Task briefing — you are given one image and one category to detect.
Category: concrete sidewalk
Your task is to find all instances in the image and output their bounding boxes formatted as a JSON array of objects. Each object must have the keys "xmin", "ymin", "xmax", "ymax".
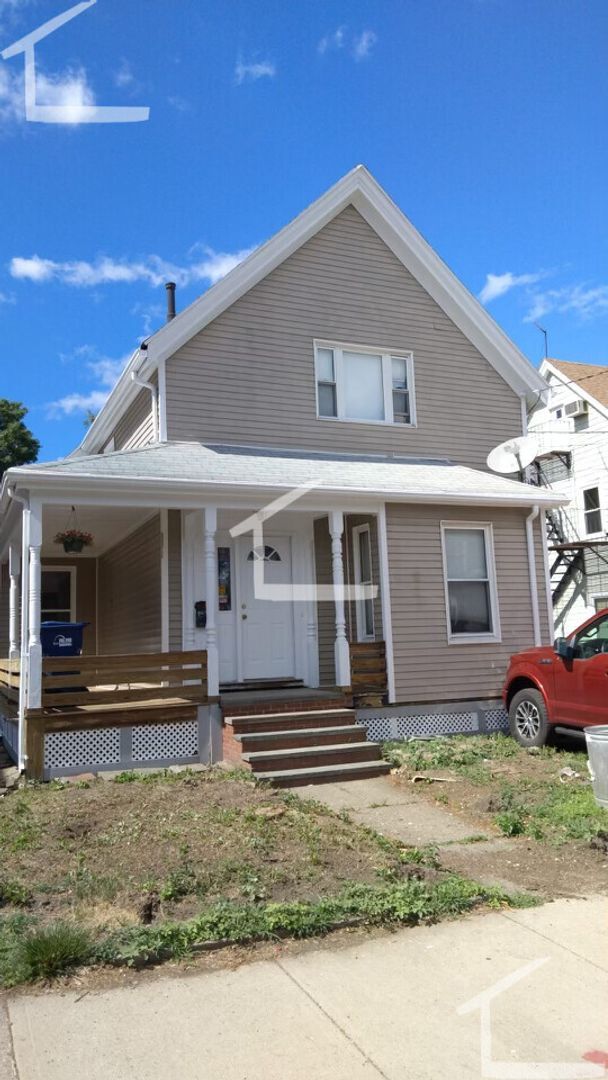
[{"xmin": 2, "ymin": 897, "xmax": 607, "ymax": 1080}]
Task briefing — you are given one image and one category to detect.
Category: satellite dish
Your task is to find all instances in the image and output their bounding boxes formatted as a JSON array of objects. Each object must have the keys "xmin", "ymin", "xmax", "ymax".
[{"xmin": 487, "ymin": 435, "xmax": 538, "ymax": 474}]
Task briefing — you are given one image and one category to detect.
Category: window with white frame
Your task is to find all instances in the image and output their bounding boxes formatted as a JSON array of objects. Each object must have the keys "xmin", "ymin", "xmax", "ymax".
[
  {"xmin": 315, "ymin": 343, "xmax": 415, "ymax": 425},
  {"xmin": 441, "ymin": 524, "xmax": 500, "ymax": 641},
  {"xmin": 583, "ymin": 487, "xmax": 602, "ymax": 535},
  {"xmin": 352, "ymin": 524, "xmax": 375, "ymax": 641}
]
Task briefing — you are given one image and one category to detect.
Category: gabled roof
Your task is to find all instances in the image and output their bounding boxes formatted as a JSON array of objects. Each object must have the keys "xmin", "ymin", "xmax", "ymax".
[
  {"xmin": 78, "ymin": 165, "xmax": 547, "ymax": 455},
  {"xmin": 5, "ymin": 441, "xmax": 567, "ymax": 510},
  {"xmin": 543, "ymin": 358, "xmax": 608, "ymax": 410}
]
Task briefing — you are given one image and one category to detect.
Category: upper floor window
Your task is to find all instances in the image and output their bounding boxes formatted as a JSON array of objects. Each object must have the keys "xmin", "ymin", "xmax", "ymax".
[
  {"xmin": 583, "ymin": 487, "xmax": 602, "ymax": 535},
  {"xmin": 314, "ymin": 342, "xmax": 415, "ymax": 426}
]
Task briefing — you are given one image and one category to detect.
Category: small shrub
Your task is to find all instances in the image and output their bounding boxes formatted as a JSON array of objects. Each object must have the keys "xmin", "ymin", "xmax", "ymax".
[
  {"xmin": 20, "ymin": 922, "xmax": 92, "ymax": 979},
  {"xmin": 495, "ymin": 809, "xmax": 526, "ymax": 837},
  {"xmin": 159, "ymin": 866, "xmax": 199, "ymax": 902},
  {"xmin": 0, "ymin": 879, "xmax": 32, "ymax": 907}
]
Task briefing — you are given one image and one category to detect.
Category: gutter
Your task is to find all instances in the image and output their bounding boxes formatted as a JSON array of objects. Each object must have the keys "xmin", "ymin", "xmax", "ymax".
[
  {"xmin": 525, "ymin": 504, "xmax": 542, "ymax": 647},
  {"xmin": 7, "ymin": 486, "xmax": 29, "ymax": 769}
]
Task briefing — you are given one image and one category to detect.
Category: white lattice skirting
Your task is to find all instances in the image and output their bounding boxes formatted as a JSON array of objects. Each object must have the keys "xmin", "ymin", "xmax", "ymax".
[
  {"xmin": 358, "ymin": 701, "xmax": 509, "ymax": 742},
  {"xmin": 43, "ymin": 718, "xmax": 204, "ymax": 779}
]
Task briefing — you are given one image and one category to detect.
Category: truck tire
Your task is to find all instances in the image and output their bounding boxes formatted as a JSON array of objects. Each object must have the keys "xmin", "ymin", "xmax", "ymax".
[{"xmin": 508, "ymin": 688, "xmax": 550, "ymax": 748}]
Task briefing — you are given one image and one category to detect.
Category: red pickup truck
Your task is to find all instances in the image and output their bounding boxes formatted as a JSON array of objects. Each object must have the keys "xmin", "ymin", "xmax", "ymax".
[{"xmin": 503, "ymin": 607, "xmax": 608, "ymax": 747}]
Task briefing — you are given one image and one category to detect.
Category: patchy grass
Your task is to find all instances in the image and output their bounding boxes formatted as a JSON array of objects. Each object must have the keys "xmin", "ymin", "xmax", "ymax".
[
  {"xmin": 384, "ymin": 734, "xmax": 608, "ymax": 846},
  {"xmin": 0, "ymin": 767, "xmax": 529, "ymax": 987}
]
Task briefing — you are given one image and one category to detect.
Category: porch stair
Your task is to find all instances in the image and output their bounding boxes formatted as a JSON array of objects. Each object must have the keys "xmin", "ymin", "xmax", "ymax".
[{"xmin": 222, "ymin": 704, "xmax": 389, "ymax": 787}]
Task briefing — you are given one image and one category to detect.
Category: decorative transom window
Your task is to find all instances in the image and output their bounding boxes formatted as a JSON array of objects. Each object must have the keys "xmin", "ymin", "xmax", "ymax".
[
  {"xmin": 583, "ymin": 487, "xmax": 602, "ymax": 535},
  {"xmin": 315, "ymin": 342, "xmax": 415, "ymax": 426},
  {"xmin": 441, "ymin": 523, "xmax": 500, "ymax": 643},
  {"xmin": 247, "ymin": 545, "xmax": 281, "ymax": 562}
]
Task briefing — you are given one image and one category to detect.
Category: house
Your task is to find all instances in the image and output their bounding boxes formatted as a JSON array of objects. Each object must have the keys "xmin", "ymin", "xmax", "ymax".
[
  {"xmin": 0, "ymin": 166, "xmax": 566, "ymax": 785},
  {"xmin": 528, "ymin": 358, "xmax": 608, "ymax": 636}
]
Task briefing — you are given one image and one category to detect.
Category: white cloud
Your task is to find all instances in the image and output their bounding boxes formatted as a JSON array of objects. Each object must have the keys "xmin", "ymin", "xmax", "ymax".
[
  {"xmin": 113, "ymin": 59, "xmax": 135, "ymax": 89},
  {"xmin": 352, "ymin": 29, "xmax": 377, "ymax": 60},
  {"xmin": 35, "ymin": 67, "xmax": 95, "ymax": 124},
  {"xmin": 234, "ymin": 58, "xmax": 276, "ymax": 85},
  {"xmin": 0, "ymin": 290, "xmax": 15, "ymax": 304},
  {"xmin": 318, "ymin": 27, "xmax": 346, "ymax": 54},
  {"xmin": 47, "ymin": 347, "xmax": 131, "ymax": 419},
  {"xmin": 478, "ymin": 270, "xmax": 547, "ymax": 305},
  {"xmin": 0, "ymin": 64, "xmax": 24, "ymax": 124},
  {"xmin": 168, "ymin": 94, "xmax": 192, "ymax": 113},
  {"xmin": 10, "ymin": 245, "xmax": 256, "ymax": 289},
  {"xmin": 524, "ymin": 284, "xmax": 608, "ymax": 323}
]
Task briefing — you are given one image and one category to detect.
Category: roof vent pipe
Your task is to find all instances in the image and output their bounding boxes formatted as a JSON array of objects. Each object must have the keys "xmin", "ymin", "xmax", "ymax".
[{"xmin": 165, "ymin": 281, "xmax": 176, "ymax": 322}]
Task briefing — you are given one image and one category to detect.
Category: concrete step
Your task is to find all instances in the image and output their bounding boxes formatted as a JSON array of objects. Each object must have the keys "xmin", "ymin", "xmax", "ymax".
[
  {"xmin": 237, "ymin": 725, "xmax": 367, "ymax": 753},
  {"xmin": 243, "ymin": 741, "xmax": 382, "ymax": 773},
  {"xmin": 255, "ymin": 759, "xmax": 391, "ymax": 788},
  {"xmin": 228, "ymin": 708, "xmax": 357, "ymax": 735}
]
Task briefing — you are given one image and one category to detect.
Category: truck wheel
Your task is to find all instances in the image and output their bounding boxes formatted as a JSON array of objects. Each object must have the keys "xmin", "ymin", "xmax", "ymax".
[{"xmin": 508, "ymin": 688, "xmax": 549, "ymax": 748}]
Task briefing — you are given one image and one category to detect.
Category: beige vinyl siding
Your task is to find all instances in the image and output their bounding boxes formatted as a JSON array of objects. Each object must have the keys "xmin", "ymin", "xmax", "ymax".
[
  {"xmin": 167, "ymin": 510, "xmax": 182, "ymax": 651},
  {"xmin": 166, "ymin": 205, "xmax": 522, "ymax": 468},
  {"xmin": 387, "ymin": 504, "xmax": 551, "ymax": 703},
  {"xmin": 97, "ymin": 516, "xmax": 161, "ymax": 654},
  {"xmin": 41, "ymin": 557, "xmax": 98, "ymax": 656},
  {"xmin": 111, "ymin": 374, "xmax": 157, "ymax": 452}
]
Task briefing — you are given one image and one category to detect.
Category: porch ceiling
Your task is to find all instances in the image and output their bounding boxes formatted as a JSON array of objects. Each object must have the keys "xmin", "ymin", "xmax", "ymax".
[{"xmin": 41, "ymin": 505, "xmax": 154, "ymax": 557}]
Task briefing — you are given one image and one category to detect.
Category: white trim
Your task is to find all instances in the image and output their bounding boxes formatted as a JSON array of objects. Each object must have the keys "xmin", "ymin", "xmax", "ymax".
[
  {"xmin": 590, "ymin": 592, "xmax": 608, "ymax": 614},
  {"xmin": 160, "ymin": 509, "xmax": 169, "ymax": 652},
  {"xmin": 40, "ymin": 565, "xmax": 76, "ymax": 622},
  {"xmin": 525, "ymin": 506, "xmax": 542, "ymax": 647},
  {"xmin": 102, "ymin": 436, "xmax": 115, "ymax": 455},
  {"xmin": 314, "ymin": 340, "xmax": 416, "ymax": 427},
  {"xmin": 540, "ymin": 509, "xmax": 554, "ymax": 641},
  {"xmin": 74, "ymin": 166, "xmax": 546, "ymax": 457},
  {"xmin": 582, "ymin": 485, "xmax": 603, "ymax": 537},
  {"xmin": 440, "ymin": 521, "xmax": 502, "ymax": 645},
  {"xmin": 157, "ymin": 357, "xmax": 168, "ymax": 442},
  {"xmin": 352, "ymin": 523, "xmax": 375, "ymax": 641},
  {"xmin": 376, "ymin": 505, "xmax": 396, "ymax": 703}
]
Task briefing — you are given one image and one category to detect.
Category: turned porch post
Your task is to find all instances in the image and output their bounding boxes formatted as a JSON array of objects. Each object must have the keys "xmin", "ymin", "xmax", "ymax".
[
  {"xmin": 26, "ymin": 499, "xmax": 42, "ymax": 711},
  {"xmin": 329, "ymin": 510, "xmax": 351, "ymax": 689},
  {"xmin": 8, "ymin": 542, "xmax": 21, "ymax": 661},
  {"xmin": 203, "ymin": 505, "xmax": 219, "ymax": 699}
]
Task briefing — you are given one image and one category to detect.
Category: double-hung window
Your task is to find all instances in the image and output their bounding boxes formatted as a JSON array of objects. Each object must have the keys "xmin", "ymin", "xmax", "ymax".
[
  {"xmin": 441, "ymin": 524, "xmax": 500, "ymax": 642},
  {"xmin": 315, "ymin": 342, "xmax": 415, "ymax": 425},
  {"xmin": 583, "ymin": 487, "xmax": 602, "ymax": 535}
]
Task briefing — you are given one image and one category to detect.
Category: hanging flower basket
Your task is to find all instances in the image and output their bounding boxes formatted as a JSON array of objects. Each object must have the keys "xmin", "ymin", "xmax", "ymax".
[{"xmin": 54, "ymin": 529, "xmax": 93, "ymax": 554}]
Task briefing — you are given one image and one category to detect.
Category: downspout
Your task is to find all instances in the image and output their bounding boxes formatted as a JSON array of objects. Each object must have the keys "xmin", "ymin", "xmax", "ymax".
[
  {"xmin": 131, "ymin": 369, "xmax": 159, "ymax": 442},
  {"xmin": 526, "ymin": 504, "xmax": 542, "ymax": 647},
  {"xmin": 7, "ymin": 486, "xmax": 29, "ymax": 771}
]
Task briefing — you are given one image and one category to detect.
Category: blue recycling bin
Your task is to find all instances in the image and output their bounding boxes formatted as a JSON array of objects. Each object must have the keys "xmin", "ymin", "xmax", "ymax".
[{"xmin": 40, "ymin": 621, "xmax": 88, "ymax": 658}]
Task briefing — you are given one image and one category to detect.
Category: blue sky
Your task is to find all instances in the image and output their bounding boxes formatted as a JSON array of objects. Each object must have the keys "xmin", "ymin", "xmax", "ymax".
[{"xmin": 0, "ymin": 0, "xmax": 606, "ymax": 461}]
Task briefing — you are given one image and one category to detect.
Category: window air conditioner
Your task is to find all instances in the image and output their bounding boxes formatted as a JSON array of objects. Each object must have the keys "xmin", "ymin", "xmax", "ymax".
[{"xmin": 564, "ymin": 399, "xmax": 588, "ymax": 418}]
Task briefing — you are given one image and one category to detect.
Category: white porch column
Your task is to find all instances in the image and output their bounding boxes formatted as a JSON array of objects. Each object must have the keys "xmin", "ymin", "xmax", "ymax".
[
  {"xmin": 329, "ymin": 510, "xmax": 351, "ymax": 689},
  {"xmin": 203, "ymin": 506, "xmax": 219, "ymax": 700},
  {"xmin": 26, "ymin": 500, "xmax": 42, "ymax": 710},
  {"xmin": 8, "ymin": 542, "xmax": 21, "ymax": 661}
]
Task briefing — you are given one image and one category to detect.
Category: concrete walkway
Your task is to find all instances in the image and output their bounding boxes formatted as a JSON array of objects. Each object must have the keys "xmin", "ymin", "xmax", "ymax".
[
  {"xmin": 298, "ymin": 774, "xmax": 483, "ymax": 845},
  {"xmin": 2, "ymin": 897, "xmax": 607, "ymax": 1079}
]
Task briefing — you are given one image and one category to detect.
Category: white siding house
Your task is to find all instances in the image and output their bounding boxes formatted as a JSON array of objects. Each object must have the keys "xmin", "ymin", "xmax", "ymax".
[{"xmin": 528, "ymin": 358, "xmax": 608, "ymax": 635}]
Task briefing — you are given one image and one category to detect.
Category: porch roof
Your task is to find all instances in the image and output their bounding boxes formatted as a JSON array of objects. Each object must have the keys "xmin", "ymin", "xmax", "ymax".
[{"xmin": 4, "ymin": 441, "xmax": 568, "ymax": 510}]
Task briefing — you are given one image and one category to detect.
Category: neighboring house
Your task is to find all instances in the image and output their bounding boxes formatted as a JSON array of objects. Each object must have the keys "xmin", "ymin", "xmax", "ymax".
[
  {"xmin": 528, "ymin": 358, "xmax": 608, "ymax": 636},
  {"xmin": 0, "ymin": 166, "xmax": 565, "ymax": 784}
]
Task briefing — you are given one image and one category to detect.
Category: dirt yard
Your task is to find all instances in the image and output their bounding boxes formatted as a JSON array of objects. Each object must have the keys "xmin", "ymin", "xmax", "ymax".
[{"xmin": 384, "ymin": 734, "xmax": 608, "ymax": 898}]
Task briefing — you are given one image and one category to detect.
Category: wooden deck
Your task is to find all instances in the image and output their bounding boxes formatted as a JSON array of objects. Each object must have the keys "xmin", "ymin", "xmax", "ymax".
[{"xmin": 1, "ymin": 650, "xmax": 208, "ymax": 780}]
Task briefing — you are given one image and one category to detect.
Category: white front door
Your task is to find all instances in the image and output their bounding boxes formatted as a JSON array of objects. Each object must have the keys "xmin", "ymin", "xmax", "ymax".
[{"xmin": 238, "ymin": 535, "xmax": 296, "ymax": 680}]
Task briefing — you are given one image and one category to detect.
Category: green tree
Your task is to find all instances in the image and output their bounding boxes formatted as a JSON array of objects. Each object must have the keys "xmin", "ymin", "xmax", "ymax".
[{"xmin": 0, "ymin": 399, "xmax": 40, "ymax": 480}]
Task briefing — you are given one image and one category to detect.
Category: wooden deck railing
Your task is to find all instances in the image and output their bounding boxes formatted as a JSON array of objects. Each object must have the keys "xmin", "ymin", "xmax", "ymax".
[
  {"xmin": 349, "ymin": 641, "xmax": 388, "ymax": 705},
  {"xmin": 0, "ymin": 658, "xmax": 20, "ymax": 714},
  {"xmin": 33, "ymin": 650, "xmax": 208, "ymax": 712}
]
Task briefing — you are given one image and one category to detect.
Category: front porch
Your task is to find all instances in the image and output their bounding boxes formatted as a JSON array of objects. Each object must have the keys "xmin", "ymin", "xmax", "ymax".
[{"xmin": 0, "ymin": 492, "xmax": 390, "ymax": 781}]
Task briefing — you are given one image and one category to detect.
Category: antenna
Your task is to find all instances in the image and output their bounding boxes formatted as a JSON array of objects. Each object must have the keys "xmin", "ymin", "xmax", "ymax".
[{"xmin": 534, "ymin": 323, "xmax": 548, "ymax": 359}]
